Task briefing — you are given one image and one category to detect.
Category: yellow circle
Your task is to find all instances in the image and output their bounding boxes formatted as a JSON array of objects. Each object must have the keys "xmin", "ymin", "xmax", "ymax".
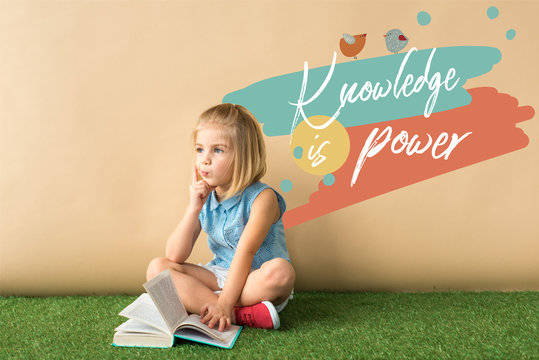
[{"xmin": 290, "ymin": 115, "xmax": 350, "ymax": 175}]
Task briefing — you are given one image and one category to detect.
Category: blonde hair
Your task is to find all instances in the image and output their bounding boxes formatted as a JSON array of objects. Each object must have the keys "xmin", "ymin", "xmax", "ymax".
[{"xmin": 192, "ymin": 103, "xmax": 266, "ymax": 200}]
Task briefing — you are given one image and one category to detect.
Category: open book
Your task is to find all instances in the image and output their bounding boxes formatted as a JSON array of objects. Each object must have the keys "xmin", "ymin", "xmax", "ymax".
[{"xmin": 112, "ymin": 269, "xmax": 242, "ymax": 349}]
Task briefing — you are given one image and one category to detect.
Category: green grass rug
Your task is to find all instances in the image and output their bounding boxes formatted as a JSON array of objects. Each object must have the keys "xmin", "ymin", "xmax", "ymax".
[{"xmin": 1, "ymin": 291, "xmax": 537, "ymax": 359}]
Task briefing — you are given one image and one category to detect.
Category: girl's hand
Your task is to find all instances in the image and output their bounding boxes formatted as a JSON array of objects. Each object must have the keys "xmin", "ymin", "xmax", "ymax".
[
  {"xmin": 199, "ymin": 301, "xmax": 233, "ymax": 332},
  {"xmin": 190, "ymin": 166, "xmax": 215, "ymax": 212}
]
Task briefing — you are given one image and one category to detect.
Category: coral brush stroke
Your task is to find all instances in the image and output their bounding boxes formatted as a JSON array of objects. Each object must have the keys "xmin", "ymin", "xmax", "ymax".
[{"xmin": 283, "ymin": 87, "xmax": 534, "ymax": 229}]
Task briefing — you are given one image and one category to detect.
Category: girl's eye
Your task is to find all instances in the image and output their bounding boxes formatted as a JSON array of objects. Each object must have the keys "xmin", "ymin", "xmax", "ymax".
[
  {"xmin": 214, "ymin": 148, "xmax": 223, "ymax": 154},
  {"xmin": 196, "ymin": 147, "xmax": 203, "ymax": 153}
]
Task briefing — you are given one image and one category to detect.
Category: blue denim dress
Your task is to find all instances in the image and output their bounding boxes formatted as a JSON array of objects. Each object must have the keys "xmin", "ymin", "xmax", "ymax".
[{"xmin": 199, "ymin": 182, "xmax": 290, "ymax": 270}]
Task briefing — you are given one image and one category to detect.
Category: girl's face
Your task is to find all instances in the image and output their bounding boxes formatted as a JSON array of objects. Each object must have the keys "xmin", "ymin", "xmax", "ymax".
[{"xmin": 195, "ymin": 126, "xmax": 234, "ymax": 196}]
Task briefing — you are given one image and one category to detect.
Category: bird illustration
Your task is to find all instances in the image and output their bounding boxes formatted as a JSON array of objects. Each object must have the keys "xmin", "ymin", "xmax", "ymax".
[
  {"xmin": 384, "ymin": 29, "xmax": 409, "ymax": 54},
  {"xmin": 340, "ymin": 33, "xmax": 367, "ymax": 59}
]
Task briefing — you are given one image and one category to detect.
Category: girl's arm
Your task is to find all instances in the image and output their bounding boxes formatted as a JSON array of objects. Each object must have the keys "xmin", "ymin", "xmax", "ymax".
[
  {"xmin": 166, "ymin": 167, "xmax": 215, "ymax": 263},
  {"xmin": 200, "ymin": 188, "xmax": 280, "ymax": 330},
  {"xmin": 165, "ymin": 207, "xmax": 202, "ymax": 263}
]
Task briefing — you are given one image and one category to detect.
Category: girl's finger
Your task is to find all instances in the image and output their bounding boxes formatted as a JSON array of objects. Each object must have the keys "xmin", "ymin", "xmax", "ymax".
[
  {"xmin": 191, "ymin": 183, "xmax": 205, "ymax": 193},
  {"xmin": 208, "ymin": 315, "xmax": 219, "ymax": 329},
  {"xmin": 201, "ymin": 182, "xmax": 215, "ymax": 197},
  {"xmin": 219, "ymin": 317, "xmax": 230, "ymax": 331},
  {"xmin": 200, "ymin": 304, "xmax": 208, "ymax": 320},
  {"xmin": 218, "ymin": 317, "xmax": 228, "ymax": 332},
  {"xmin": 192, "ymin": 183, "xmax": 210, "ymax": 195},
  {"xmin": 192, "ymin": 165, "xmax": 198, "ymax": 184},
  {"xmin": 200, "ymin": 306, "xmax": 212, "ymax": 323},
  {"xmin": 202, "ymin": 313, "xmax": 212, "ymax": 324}
]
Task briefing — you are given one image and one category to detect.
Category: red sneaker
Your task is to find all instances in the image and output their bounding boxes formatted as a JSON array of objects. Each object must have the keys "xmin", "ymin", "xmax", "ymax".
[{"xmin": 233, "ymin": 301, "xmax": 280, "ymax": 329}]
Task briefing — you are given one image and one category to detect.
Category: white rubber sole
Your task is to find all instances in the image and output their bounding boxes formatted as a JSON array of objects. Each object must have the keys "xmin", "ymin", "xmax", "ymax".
[{"xmin": 262, "ymin": 300, "xmax": 280, "ymax": 330}]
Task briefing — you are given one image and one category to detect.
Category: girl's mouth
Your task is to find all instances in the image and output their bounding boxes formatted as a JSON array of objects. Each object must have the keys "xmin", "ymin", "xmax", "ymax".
[{"xmin": 199, "ymin": 170, "xmax": 209, "ymax": 177}]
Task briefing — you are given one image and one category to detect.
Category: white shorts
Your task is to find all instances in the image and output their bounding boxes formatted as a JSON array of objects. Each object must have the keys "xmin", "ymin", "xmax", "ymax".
[{"xmin": 198, "ymin": 263, "xmax": 293, "ymax": 313}]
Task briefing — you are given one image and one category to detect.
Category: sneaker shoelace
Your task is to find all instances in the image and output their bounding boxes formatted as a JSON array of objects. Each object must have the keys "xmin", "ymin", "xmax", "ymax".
[{"xmin": 239, "ymin": 312, "xmax": 255, "ymax": 327}]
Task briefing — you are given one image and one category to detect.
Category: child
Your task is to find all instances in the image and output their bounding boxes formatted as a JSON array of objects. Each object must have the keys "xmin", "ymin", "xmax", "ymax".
[{"xmin": 146, "ymin": 103, "xmax": 295, "ymax": 332}]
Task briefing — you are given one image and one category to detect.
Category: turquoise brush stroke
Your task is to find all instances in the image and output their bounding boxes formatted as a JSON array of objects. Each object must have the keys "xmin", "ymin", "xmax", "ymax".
[{"xmin": 223, "ymin": 46, "xmax": 501, "ymax": 137}]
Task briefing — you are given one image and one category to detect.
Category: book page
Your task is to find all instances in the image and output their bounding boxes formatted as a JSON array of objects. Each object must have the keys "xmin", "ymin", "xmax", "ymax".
[
  {"xmin": 118, "ymin": 293, "xmax": 169, "ymax": 334},
  {"xmin": 115, "ymin": 318, "xmax": 168, "ymax": 335},
  {"xmin": 178, "ymin": 314, "xmax": 240, "ymax": 342},
  {"xmin": 174, "ymin": 327, "xmax": 239, "ymax": 349},
  {"xmin": 143, "ymin": 269, "xmax": 188, "ymax": 333}
]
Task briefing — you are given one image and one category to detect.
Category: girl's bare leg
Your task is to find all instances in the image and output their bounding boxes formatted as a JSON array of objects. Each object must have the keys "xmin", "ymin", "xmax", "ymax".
[
  {"xmin": 146, "ymin": 257, "xmax": 220, "ymax": 314},
  {"xmin": 236, "ymin": 257, "xmax": 295, "ymax": 307}
]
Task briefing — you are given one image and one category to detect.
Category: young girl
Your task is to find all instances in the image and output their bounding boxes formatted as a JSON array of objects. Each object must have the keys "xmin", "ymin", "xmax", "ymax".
[{"xmin": 146, "ymin": 103, "xmax": 295, "ymax": 332}]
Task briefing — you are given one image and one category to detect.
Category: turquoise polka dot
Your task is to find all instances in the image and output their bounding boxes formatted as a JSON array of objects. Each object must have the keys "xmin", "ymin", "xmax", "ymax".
[
  {"xmin": 323, "ymin": 174, "xmax": 335, "ymax": 186},
  {"xmin": 506, "ymin": 29, "xmax": 516, "ymax": 40},
  {"xmin": 280, "ymin": 179, "xmax": 293, "ymax": 193},
  {"xmin": 487, "ymin": 6, "xmax": 499, "ymax": 20},
  {"xmin": 417, "ymin": 11, "xmax": 431, "ymax": 26},
  {"xmin": 293, "ymin": 146, "xmax": 303, "ymax": 159}
]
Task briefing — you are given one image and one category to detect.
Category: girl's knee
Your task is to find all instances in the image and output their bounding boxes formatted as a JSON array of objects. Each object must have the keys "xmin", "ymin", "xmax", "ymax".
[
  {"xmin": 146, "ymin": 257, "xmax": 167, "ymax": 281},
  {"xmin": 146, "ymin": 257, "xmax": 189, "ymax": 281},
  {"xmin": 146, "ymin": 257, "xmax": 180, "ymax": 281},
  {"xmin": 261, "ymin": 258, "xmax": 295, "ymax": 291}
]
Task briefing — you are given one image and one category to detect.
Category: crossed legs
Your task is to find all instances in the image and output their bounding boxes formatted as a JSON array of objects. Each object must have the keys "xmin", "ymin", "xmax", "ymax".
[{"xmin": 146, "ymin": 257, "xmax": 295, "ymax": 316}]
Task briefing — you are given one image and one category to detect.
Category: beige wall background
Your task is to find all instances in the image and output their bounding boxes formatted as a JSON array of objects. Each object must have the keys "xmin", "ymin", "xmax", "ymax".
[{"xmin": 1, "ymin": 1, "xmax": 537, "ymax": 295}]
